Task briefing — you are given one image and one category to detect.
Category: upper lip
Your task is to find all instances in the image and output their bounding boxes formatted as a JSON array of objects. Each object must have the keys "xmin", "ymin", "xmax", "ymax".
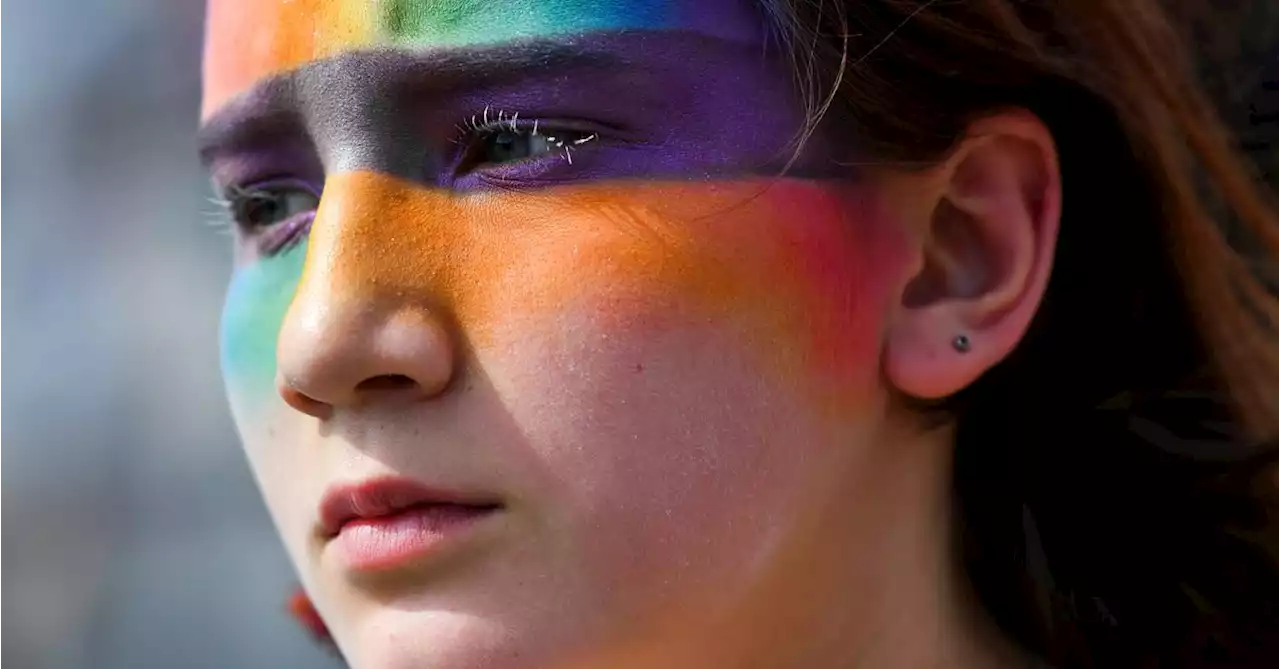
[{"xmin": 317, "ymin": 476, "xmax": 502, "ymax": 538}]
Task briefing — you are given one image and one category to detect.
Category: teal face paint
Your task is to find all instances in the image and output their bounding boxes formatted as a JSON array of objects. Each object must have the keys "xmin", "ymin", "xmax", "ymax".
[
  {"xmin": 379, "ymin": 0, "xmax": 674, "ymax": 46},
  {"xmin": 220, "ymin": 240, "xmax": 308, "ymax": 407}
]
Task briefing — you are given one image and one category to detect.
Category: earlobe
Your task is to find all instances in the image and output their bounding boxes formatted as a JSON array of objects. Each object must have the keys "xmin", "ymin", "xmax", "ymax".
[
  {"xmin": 883, "ymin": 110, "xmax": 1062, "ymax": 401},
  {"xmin": 883, "ymin": 303, "xmax": 998, "ymax": 400}
]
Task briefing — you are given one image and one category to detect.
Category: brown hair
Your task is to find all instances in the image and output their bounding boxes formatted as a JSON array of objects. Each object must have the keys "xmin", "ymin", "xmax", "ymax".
[{"xmin": 762, "ymin": 1, "xmax": 1277, "ymax": 666}]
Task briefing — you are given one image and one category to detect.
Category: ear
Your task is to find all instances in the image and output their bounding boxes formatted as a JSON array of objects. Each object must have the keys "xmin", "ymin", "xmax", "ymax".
[{"xmin": 882, "ymin": 110, "xmax": 1062, "ymax": 400}]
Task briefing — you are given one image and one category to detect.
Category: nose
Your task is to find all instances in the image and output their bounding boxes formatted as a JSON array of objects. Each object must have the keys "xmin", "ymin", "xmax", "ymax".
[{"xmin": 275, "ymin": 172, "xmax": 458, "ymax": 419}]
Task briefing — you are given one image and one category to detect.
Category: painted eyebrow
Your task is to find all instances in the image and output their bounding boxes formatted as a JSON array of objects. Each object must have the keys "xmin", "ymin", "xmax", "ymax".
[{"xmin": 197, "ymin": 39, "xmax": 631, "ymax": 167}]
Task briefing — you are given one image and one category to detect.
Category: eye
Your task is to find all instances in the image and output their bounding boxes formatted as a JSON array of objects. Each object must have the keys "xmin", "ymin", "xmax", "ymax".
[
  {"xmin": 480, "ymin": 129, "xmax": 557, "ymax": 164},
  {"xmin": 227, "ymin": 184, "xmax": 319, "ymax": 230},
  {"xmin": 461, "ymin": 124, "xmax": 598, "ymax": 171}
]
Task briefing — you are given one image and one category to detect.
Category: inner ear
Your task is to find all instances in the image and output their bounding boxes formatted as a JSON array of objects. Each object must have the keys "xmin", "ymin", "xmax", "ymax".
[{"xmin": 902, "ymin": 198, "xmax": 995, "ymax": 308}]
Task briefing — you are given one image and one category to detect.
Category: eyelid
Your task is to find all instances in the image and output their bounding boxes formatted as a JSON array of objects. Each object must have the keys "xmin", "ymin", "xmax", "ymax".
[
  {"xmin": 453, "ymin": 115, "xmax": 608, "ymax": 146},
  {"xmin": 221, "ymin": 176, "xmax": 321, "ymax": 200},
  {"xmin": 447, "ymin": 112, "xmax": 616, "ymax": 181}
]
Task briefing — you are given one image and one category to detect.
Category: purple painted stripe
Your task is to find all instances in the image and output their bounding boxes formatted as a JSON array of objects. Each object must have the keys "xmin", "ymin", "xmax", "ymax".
[{"xmin": 199, "ymin": 30, "xmax": 858, "ymax": 193}]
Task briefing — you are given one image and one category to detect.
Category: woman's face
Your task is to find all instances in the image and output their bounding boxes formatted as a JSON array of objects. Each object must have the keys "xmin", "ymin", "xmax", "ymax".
[{"xmin": 203, "ymin": 1, "xmax": 921, "ymax": 666}]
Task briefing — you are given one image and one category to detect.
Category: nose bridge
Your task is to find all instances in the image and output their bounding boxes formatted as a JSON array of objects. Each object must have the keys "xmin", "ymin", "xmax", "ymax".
[
  {"xmin": 268, "ymin": 53, "xmax": 468, "ymax": 323},
  {"xmin": 276, "ymin": 170, "xmax": 462, "ymax": 413},
  {"xmin": 296, "ymin": 170, "xmax": 457, "ymax": 307}
]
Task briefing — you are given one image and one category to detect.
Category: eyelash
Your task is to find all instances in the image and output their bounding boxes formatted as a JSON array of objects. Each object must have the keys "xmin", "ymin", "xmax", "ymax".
[
  {"xmin": 202, "ymin": 199, "xmax": 236, "ymax": 235},
  {"xmin": 451, "ymin": 105, "xmax": 598, "ymax": 167}
]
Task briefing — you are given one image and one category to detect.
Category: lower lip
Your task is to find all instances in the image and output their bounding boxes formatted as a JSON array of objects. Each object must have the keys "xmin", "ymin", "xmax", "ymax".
[{"xmin": 331, "ymin": 504, "xmax": 498, "ymax": 571}]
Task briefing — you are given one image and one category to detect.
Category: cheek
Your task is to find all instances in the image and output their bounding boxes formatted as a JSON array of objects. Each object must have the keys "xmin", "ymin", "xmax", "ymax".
[
  {"xmin": 482, "ymin": 315, "xmax": 814, "ymax": 599},
  {"xmin": 469, "ymin": 181, "xmax": 904, "ymax": 406},
  {"xmin": 471, "ymin": 181, "xmax": 904, "ymax": 585},
  {"xmin": 220, "ymin": 243, "xmax": 324, "ymax": 560},
  {"xmin": 220, "ymin": 240, "xmax": 307, "ymax": 420}
]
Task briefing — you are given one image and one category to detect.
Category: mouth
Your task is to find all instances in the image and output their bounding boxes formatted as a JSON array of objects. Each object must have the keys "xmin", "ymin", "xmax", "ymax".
[{"xmin": 318, "ymin": 476, "xmax": 503, "ymax": 572}]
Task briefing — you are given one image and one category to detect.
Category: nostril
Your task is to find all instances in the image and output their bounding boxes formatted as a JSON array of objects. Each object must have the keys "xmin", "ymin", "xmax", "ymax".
[
  {"xmin": 278, "ymin": 383, "xmax": 334, "ymax": 420},
  {"xmin": 354, "ymin": 374, "xmax": 419, "ymax": 392}
]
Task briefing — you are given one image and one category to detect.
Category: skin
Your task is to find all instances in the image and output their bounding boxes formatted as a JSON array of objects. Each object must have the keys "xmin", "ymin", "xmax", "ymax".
[{"xmin": 202, "ymin": 1, "xmax": 1063, "ymax": 667}]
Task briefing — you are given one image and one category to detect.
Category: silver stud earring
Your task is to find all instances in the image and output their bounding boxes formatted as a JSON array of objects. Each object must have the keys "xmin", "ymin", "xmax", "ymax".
[{"xmin": 952, "ymin": 334, "xmax": 971, "ymax": 353}]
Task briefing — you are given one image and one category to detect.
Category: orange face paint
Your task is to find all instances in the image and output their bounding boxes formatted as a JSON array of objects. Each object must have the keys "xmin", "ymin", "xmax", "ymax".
[{"xmin": 275, "ymin": 171, "xmax": 897, "ymax": 397}]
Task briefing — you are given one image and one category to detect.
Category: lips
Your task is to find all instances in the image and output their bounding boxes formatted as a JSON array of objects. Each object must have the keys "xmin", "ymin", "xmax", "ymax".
[{"xmin": 318, "ymin": 476, "xmax": 502, "ymax": 539}]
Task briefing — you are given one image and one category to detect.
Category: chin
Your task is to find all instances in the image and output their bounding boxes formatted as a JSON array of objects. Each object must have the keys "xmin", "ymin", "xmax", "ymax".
[{"xmin": 338, "ymin": 608, "xmax": 567, "ymax": 669}]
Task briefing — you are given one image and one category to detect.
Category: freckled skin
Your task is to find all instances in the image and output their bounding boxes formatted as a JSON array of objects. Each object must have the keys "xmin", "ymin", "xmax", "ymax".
[{"xmin": 205, "ymin": 1, "xmax": 924, "ymax": 668}]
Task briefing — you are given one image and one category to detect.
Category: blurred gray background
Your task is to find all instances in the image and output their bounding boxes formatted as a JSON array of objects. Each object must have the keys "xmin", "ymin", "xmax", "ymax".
[{"xmin": 1, "ymin": 1, "xmax": 341, "ymax": 667}]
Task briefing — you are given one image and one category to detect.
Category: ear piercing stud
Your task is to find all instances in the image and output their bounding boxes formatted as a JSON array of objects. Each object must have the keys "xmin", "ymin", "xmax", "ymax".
[{"xmin": 952, "ymin": 334, "xmax": 971, "ymax": 353}]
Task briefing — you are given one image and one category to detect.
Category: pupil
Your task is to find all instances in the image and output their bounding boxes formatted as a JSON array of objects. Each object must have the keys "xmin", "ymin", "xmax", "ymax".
[
  {"xmin": 487, "ymin": 131, "xmax": 528, "ymax": 162},
  {"xmin": 251, "ymin": 198, "xmax": 278, "ymax": 224},
  {"xmin": 238, "ymin": 195, "xmax": 281, "ymax": 227}
]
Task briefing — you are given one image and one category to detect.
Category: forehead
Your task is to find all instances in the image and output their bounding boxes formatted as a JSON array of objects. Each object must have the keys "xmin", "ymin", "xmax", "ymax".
[{"xmin": 202, "ymin": 0, "xmax": 766, "ymax": 119}]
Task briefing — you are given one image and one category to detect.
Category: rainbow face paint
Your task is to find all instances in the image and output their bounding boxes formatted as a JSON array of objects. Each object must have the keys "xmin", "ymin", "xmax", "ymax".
[
  {"xmin": 205, "ymin": 30, "xmax": 852, "ymax": 409},
  {"xmin": 202, "ymin": 0, "xmax": 765, "ymax": 119},
  {"xmin": 203, "ymin": 2, "xmax": 914, "ymax": 667}
]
